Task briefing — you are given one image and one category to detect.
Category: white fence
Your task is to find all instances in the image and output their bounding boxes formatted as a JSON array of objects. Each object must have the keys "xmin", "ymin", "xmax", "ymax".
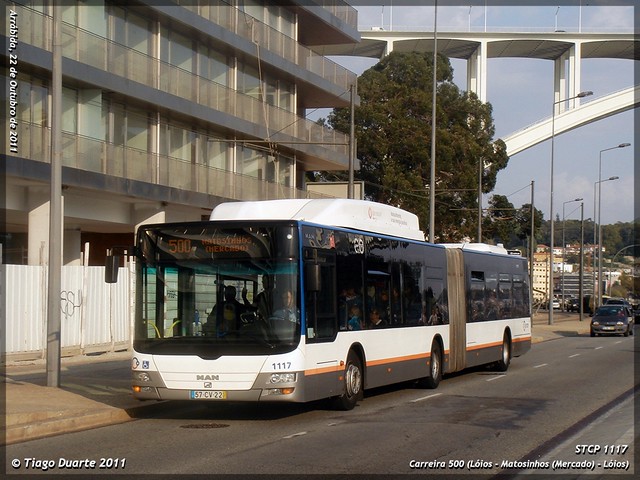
[{"xmin": 2, "ymin": 264, "xmax": 132, "ymax": 360}]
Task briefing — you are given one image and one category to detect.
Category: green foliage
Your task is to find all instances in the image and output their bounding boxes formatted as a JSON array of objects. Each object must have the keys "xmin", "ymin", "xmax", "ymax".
[
  {"xmin": 483, "ymin": 196, "xmax": 544, "ymax": 249},
  {"xmin": 323, "ymin": 51, "xmax": 509, "ymax": 241}
]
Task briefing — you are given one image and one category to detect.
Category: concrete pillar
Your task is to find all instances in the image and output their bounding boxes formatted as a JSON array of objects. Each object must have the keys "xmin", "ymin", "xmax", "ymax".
[
  {"xmin": 568, "ymin": 42, "xmax": 582, "ymax": 109},
  {"xmin": 133, "ymin": 204, "xmax": 166, "ymax": 241},
  {"xmin": 554, "ymin": 49, "xmax": 570, "ymax": 114},
  {"xmin": 27, "ymin": 187, "xmax": 63, "ymax": 266},
  {"xmin": 466, "ymin": 41, "xmax": 487, "ymax": 102},
  {"xmin": 384, "ymin": 39, "xmax": 394, "ymax": 56}
]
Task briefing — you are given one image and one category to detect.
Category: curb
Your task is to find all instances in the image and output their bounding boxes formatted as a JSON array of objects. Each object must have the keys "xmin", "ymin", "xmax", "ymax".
[{"xmin": 2, "ymin": 400, "xmax": 175, "ymax": 446}]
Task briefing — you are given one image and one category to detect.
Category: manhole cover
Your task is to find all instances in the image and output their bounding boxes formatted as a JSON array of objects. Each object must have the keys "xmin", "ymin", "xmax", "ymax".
[{"xmin": 180, "ymin": 423, "xmax": 230, "ymax": 429}]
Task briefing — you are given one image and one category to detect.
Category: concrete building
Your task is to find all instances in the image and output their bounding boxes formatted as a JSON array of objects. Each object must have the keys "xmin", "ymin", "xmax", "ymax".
[{"xmin": 3, "ymin": 0, "xmax": 360, "ymax": 266}]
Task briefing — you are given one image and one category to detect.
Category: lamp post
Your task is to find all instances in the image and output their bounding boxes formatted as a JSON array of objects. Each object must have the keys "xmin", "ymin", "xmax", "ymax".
[
  {"xmin": 578, "ymin": 202, "xmax": 584, "ymax": 321},
  {"xmin": 428, "ymin": 0, "xmax": 438, "ymax": 242},
  {"xmin": 549, "ymin": 90, "xmax": 592, "ymax": 325},
  {"xmin": 592, "ymin": 176, "xmax": 619, "ymax": 309},
  {"xmin": 561, "ymin": 197, "xmax": 582, "ymax": 311},
  {"xmin": 596, "ymin": 143, "xmax": 630, "ymax": 307}
]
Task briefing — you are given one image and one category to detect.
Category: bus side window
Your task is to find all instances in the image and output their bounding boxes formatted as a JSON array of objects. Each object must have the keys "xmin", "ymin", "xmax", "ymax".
[{"xmin": 305, "ymin": 250, "xmax": 337, "ymax": 341}]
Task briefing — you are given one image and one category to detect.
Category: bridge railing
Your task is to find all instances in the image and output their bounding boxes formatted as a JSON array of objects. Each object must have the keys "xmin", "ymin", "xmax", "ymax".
[{"xmin": 360, "ymin": 25, "xmax": 634, "ymax": 34}]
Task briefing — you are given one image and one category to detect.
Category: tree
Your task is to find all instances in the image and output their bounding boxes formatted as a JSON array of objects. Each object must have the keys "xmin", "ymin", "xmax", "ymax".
[
  {"xmin": 483, "ymin": 195, "xmax": 517, "ymax": 245},
  {"xmin": 324, "ymin": 51, "xmax": 509, "ymax": 242},
  {"xmin": 483, "ymin": 197, "xmax": 544, "ymax": 250}
]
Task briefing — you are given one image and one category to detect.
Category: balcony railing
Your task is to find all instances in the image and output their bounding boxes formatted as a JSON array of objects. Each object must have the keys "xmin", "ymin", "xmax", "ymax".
[
  {"xmin": 173, "ymin": 0, "xmax": 358, "ymax": 92},
  {"xmin": 13, "ymin": 3, "xmax": 350, "ymax": 161},
  {"xmin": 10, "ymin": 121, "xmax": 331, "ymax": 201}
]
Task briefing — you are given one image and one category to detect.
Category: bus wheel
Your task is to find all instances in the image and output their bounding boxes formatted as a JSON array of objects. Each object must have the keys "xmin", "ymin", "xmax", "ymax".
[
  {"xmin": 421, "ymin": 341, "xmax": 442, "ymax": 389},
  {"xmin": 332, "ymin": 351, "xmax": 363, "ymax": 411},
  {"xmin": 495, "ymin": 332, "xmax": 511, "ymax": 372}
]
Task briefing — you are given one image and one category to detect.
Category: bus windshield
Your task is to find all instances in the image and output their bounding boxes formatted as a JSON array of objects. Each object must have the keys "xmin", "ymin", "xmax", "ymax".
[{"xmin": 134, "ymin": 223, "xmax": 300, "ymax": 357}]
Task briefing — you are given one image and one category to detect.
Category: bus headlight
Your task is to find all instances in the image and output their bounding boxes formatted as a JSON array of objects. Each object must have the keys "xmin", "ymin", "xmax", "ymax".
[{"xmin": 269, "ymin": 373, "xmax": 296, "ymax": 384}]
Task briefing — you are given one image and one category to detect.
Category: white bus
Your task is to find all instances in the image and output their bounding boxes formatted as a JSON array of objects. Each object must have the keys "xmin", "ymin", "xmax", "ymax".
[{"xmin": 122, "ymin": 199, "xmax": 531, "ymax": 410}]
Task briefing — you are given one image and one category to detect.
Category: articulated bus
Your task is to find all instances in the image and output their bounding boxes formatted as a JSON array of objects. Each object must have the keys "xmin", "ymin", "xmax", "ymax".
[{"xmin": 124, "ymin": 199, "xmax": 531, "ymax": 410}]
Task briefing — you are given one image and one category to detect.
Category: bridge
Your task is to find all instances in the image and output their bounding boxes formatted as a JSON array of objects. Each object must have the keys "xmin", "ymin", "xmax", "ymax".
[{"xmin": 321, "ymin": 29, "xmax": 639, "ymax": 156}]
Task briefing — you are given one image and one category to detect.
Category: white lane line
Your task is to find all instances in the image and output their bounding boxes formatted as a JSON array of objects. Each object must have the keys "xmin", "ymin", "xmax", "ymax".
[
  {"xmin": 486, "ymin": 375, "xmax": 505, "ymax": 382},
  {"xmin": 533, "ymin": 363, "xmax": 548, "ymax": 368},
  {"xmin": 568, "ymin": 354, "xmax": 581, "ymax": 358},
  {"xmin": 283, "ymin": 431, "xmax": 307, "ymax": 439},
  {"xmin": 595, "ymin": 346, "xmax": 604, "ymax": 350},
  {"xmin": 411, "ymin": 393, "xmax": 443, "ymax": 403}
]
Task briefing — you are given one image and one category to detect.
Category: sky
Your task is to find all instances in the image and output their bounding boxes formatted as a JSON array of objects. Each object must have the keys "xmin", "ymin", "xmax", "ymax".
[{"xmin": 320, "ymin": 1, "xmax": 636, "ymax": 226}]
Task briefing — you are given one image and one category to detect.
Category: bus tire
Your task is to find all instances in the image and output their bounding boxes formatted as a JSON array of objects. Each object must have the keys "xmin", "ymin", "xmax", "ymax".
[
  {"xmin": 332, "ymin": 350, "xmax": 363, "ymax": 411},
  {"xmin": 495, "ymin": 332, "xmax": 511, "ymax": 372},
  {"xmin": 422, "ymin": 341, "xmax": 442, "ymax": 389}
]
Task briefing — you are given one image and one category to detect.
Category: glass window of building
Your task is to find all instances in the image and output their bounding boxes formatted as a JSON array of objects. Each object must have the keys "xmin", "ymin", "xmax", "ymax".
[
  {"xmin": 161, "ymin": 27, "xmax": 193, "ymax": 72},
  {"xmin": 239, "ymin": 145, "xmax": 267, "ymax": 179},
  {"xmin": 198, "ymin": 46, "xmax": 228, "ymax": 86},
  {"xmin": 199, "ymin": 135, "xmax": 228, "ymax": 170},
  {"xmin": 62, "ymin": 87, "xmax": 78, "ymax": 134},
  {"xmin": 278, "ymin": 156, "xmax": 292, "ymax": 186},
  {"xmin": 238, "ymin": 64, "xmax": 261, "ymax": 100},
  {"xmin": 160, "ymin": 122, "xmax": 196, "ymax": 163},
  {"xmin": 127, "ymin": 111, "xmax": 149, "ymax": 151},
  {"xmin": 17, "ymin": 76, "xmax": 48, "ymax": 126}
]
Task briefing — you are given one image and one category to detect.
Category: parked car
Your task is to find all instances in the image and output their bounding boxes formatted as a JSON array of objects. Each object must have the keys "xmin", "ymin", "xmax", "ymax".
[
  {"xmin": 590, "ymin": 305, "xmax": 634, "ymax": 337},
  {"xmin": 604, "ymin": 298, "xmax": 631, "ymax": 307},
  {"xmin": 552, "ymin": 298, "xmax": 560, "ymax": 310},
  {"xmin": 566, "ymin": 298, "xmax": 580, "ymax": 312}
]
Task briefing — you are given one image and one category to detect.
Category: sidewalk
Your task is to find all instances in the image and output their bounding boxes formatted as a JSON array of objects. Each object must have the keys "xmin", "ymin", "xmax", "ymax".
[{"xmin": 2, "ymin": 312, "xmax": 591, "ymax": 445}]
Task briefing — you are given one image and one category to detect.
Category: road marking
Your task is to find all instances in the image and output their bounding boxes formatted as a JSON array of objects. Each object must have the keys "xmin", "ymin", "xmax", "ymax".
[
  {"xmin": 568, "ymin": 354, "xmax": 580, "ymax": 358},
  {"xmin": 533, "ymin": 363, "xmax": 548, "ymax": 368},
  {"xmin": 283, "ymin": 431, "xmax": 307, "ymax": 439},
  {"xmin": 486, "ymin": 375, "xmax": 505, "ymax": 382},
  {"xmin": 595, "ymin": 346, "xmax": 604, "ymax": 350},
  {"xmin": 411, "ymin": 393, "xmax": 442, "ymax": 403}
]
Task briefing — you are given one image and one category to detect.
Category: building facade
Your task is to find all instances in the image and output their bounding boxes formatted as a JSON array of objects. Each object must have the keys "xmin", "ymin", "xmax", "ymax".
[{"xmin": 3, "ymin": 0, "xmax": 360, "ymax": 266}]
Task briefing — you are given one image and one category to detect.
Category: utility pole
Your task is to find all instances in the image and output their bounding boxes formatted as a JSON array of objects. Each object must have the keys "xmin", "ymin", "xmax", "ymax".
[{"xmin": 47, "ymin": 3, "xmax": 63, "ymax": 387}]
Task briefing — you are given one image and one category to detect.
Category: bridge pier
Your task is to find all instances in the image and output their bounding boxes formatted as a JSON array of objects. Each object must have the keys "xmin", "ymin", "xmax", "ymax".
[{"xmin": 555, "ymin": 41, "xmax": 583, "ymax": 113}]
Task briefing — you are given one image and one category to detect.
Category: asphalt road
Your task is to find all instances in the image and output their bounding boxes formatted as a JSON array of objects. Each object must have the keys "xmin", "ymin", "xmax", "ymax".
[{"xmin": 6, "ymin": 334, "xmax": 635, "ymax": 476}]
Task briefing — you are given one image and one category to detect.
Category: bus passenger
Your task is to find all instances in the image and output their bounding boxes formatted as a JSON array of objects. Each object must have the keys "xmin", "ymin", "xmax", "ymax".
[
  {"xmin": 347, "ymin": 305, "xmax": 363, "ymax": 330},
  {"xmin": 273, "ymin": 289, "xmax": 299, "ymax": 323},
  {"xmin": 339, "ymin": 286, "xmax": 362, "ymax": 329},
  {"xmin": 427, "ymin": 305, "xmax": 443, "ymax": 325},
  {"xmin": 367, "ymin": 307, "xmax": 386, "ymax": 329}
]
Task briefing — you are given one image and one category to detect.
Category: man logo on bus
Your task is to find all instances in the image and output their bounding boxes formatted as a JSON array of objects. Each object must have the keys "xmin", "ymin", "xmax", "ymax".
[{"xmin": 197, "ymin": 374, "xmax": 220, "ymax": 381}]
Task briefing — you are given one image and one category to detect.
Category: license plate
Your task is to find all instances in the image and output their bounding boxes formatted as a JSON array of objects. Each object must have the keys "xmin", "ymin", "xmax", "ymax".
[
  {"xmin": 190, "ymin": 390, "xmax": 226, "ymax": 399},
  {"xmin": 602, "ymin": 326, "xmax": 614, "ymax": 331}
]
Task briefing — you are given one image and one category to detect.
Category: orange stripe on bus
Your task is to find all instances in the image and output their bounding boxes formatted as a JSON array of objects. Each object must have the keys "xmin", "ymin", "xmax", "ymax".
[
  {"xmin": 513, "ymin": 336, "xmax": 531, "ymax": 343},
  {"xmin": 366, "ymin": 352, "xmax": 430, "ymax": 367},
  {"xmin": 305, "ymin": 364, "xmax": 343, "ymax": 376}
]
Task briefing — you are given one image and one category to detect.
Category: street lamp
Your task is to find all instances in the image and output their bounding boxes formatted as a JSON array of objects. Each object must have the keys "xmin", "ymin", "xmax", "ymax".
[
  {"xmin": 549, "ymin": 90, "xmax": 592, "ymax": 324},
  {"xmin": 596, "ymin": 143, "xmax": 630, "ymax": 307},
  {"xmin": 561, "ymin": 197, "xmax": 582, "ymax": 311},
  {"xmin": 592, "ymin": 175, "xmax": 619, "ymax": 309}
]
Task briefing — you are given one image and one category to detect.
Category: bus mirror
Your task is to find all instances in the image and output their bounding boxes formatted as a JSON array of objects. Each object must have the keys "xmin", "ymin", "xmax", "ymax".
[
  {"xmin": 305, "ymin": 264, "xmax": 321, "ymax": 292},
  {"xmin": 105, "ymin": 255, "xmax": 120, "ymax": 283}
]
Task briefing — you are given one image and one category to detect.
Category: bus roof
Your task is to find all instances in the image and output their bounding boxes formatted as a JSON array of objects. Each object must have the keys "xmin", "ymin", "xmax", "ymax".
[
  {"xmin": 210, "ymin": 199, "xmax": 426, "ymax": 241},
  {"xmin": 441, "ymin": 242, "xmax": 514, "ymax": 255}
]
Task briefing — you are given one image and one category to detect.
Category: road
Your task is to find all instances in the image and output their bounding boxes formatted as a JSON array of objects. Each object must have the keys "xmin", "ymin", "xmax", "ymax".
[{"xmin": 6, "ymin": 334, "xmax": 635, "ymax": 476}]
